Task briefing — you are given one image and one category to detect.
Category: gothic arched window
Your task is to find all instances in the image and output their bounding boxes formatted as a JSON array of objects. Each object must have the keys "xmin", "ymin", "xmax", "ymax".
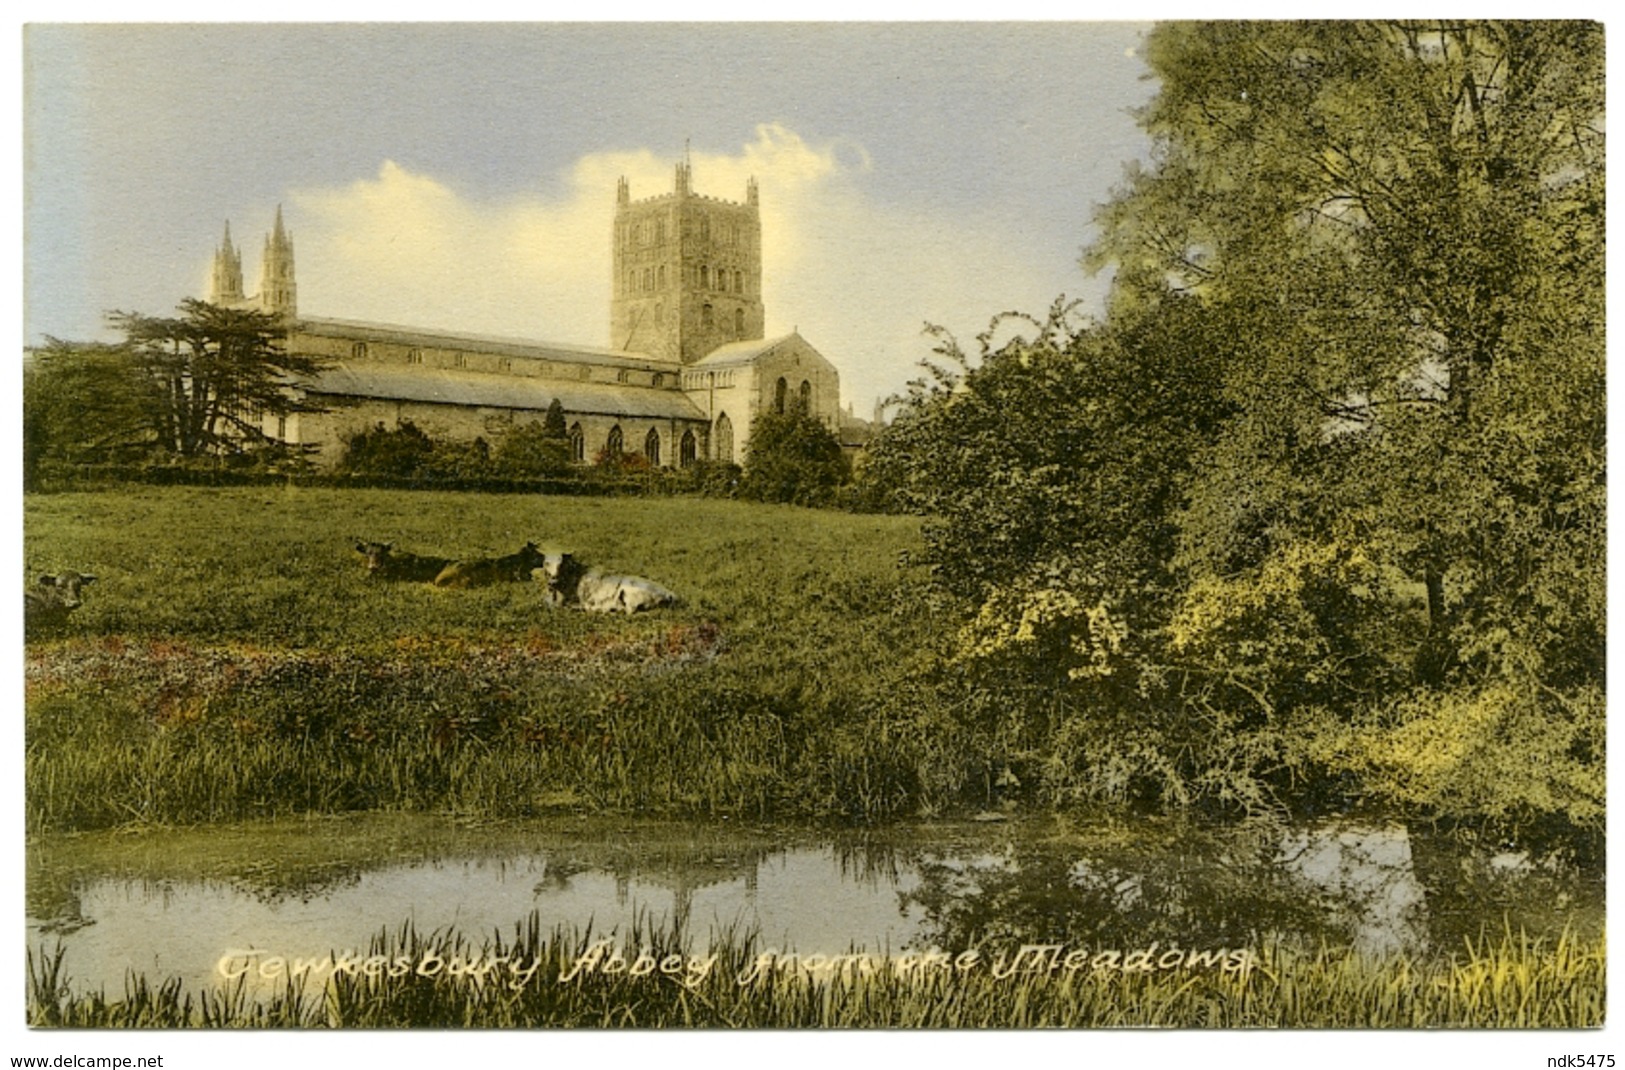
[
  {"xmin": 680, "ymin": 430, "xmax": 697, "ymax": 468},
  {"xmin": 798, "ymin": 380, "xmax": 812, "ymax": 414},
  {"xmin": 569, "ymin": 423, "xmax": 585, "ymax": 463},
  {"xmin": 645, "ymin": 428, "xmax": 661, "ymax": 467},
  {"xmin": 774, "ymin": 377, "xmax": 788, "ymax": 414},
  {"xmin": 605, "ymin": 425, "xmax": 623, "ymax": 459},
  {"xmin": 714, "ymin": 413, "xmax": 733, "ymax": 464}
]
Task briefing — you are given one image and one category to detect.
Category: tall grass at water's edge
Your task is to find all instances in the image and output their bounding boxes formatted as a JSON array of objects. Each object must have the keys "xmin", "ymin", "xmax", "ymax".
[{"xmin": 27, "ymin": 916, "xmax": 1606, "ymax": 1028}]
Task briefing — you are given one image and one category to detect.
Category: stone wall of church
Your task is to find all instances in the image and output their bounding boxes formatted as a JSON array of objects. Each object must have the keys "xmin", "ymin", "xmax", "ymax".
[
  {"xmin": 298, "ymin": 395, "xmax": 705, "ymax": 471},
  {"xmin": 751, "ymin": 347, "xmax": 841, "ymax": 433}
]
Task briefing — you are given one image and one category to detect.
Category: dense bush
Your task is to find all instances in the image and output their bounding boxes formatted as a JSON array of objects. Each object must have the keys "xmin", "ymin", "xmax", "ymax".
[
  {"xmin": 738, "ymin": 411, "xmax": 851, "ymax": 506},
  {"xmin": 857, "ymin": 22, "xmax": 1605, "ymax": 851},
  {"xmin": 339, "ymin": 420, "xmax": 437, "ymax": 478}
]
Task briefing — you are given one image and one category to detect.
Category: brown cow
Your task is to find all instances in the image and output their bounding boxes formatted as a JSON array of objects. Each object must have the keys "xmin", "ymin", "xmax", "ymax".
[
  {"xmin": 354, "ymin": 540, "xmax": 455, "ymax": 583},
  {"xmin": 433, "ymin": 542, "xmax": 548, "ymax": 589}
]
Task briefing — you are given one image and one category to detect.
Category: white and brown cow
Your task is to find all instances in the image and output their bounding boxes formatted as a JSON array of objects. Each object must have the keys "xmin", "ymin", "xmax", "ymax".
[{"xmin": 537, "ymin": 552, "xmax": 677, "ymax": 614}]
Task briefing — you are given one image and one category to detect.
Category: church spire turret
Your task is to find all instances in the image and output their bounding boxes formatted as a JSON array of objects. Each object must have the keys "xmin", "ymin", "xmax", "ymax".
[
  {"xmin": 258, "ymin": 205, "xmax": 296, "ymax": 320},
  {"xmin": 210, "ymin": 220, "xmax": 243, "ymax": 305}
]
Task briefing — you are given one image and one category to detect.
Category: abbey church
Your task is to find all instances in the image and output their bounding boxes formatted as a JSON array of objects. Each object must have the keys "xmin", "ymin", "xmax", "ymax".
[{"xmin": 208, "ymin": 163, "xmax": 847, "ymax": 468}]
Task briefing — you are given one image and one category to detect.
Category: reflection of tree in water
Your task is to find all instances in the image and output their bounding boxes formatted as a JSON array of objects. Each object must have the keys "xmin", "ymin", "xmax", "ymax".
[
  {"xmin": 901, "ymin": 821, "xmax": 1606, "ymax": 959},
  {"xmin": 897, "ymin": 816, "xmax": 1456, "ymax": 949},
  {"xmin": 1403, "ymin": 827, "xmax": 1605, "ymax": 950},
  {"xmin": 541, "ymin": 840, "xmax": 786, "ymax": 932},
  {"xmin": 901, "ymin": 825, "xmax": 1351, "ymax": 954}
]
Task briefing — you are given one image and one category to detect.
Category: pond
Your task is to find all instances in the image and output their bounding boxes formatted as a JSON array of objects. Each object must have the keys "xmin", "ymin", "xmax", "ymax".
[{"xmin": 27, "ymin": 812, "xmax": 1602, "ymax": 1000}]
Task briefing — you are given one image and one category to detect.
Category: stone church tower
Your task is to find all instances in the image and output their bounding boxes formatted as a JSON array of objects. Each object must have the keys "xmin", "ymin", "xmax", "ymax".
[{"xmin": 611, "ymin": 162, "xmax": 764, "ymax": 363}]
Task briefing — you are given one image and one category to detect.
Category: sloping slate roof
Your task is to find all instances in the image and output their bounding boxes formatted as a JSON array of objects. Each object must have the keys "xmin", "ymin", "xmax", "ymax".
[
  {"xmin": 690, "ymin": 333, "xmax": 803, "ymax": 367},
  {"xmin": 306, "ymin": 362, "xmax": 708, "ymax": 421},
  {"xmin": 296, "ymin": 316, "xmax": 667, "ymax": 370}
]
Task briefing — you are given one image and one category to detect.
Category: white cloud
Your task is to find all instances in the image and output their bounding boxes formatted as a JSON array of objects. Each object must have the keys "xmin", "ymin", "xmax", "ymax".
[{"xmin": 285, "ymin": 123, "xmax": 1075, "ymax": 411}]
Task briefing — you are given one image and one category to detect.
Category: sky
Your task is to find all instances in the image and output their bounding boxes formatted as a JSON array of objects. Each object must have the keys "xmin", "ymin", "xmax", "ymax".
[{"xmin": 23, "ymin": 22, "xmax": 1160, "ymax": 412}]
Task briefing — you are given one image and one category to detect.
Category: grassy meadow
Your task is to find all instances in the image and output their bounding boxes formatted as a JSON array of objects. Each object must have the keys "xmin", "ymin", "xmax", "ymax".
[{"xmin": 24, "ymin": 486, "xmax": 956, "ymax": 831}]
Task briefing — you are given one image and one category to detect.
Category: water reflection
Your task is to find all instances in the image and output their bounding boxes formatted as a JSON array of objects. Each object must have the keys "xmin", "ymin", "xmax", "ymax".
[
  {"xmin": 26, "ymin": 814, "xmax": 1601, "ymax": 999},
  {"xmin": 1278, "ymin": 824, "xmax": 1427, "ymax": 954}
]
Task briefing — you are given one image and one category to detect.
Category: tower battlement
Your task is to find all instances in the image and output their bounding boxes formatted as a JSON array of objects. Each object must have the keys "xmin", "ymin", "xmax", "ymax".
[{"xmin": 610, "ymin": 164, "xmax": 764, "ymax": 364}]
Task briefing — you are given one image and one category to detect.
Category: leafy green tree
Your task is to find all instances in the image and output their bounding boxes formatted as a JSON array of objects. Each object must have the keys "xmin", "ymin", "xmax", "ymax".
[
  {"xmin": 495, "ymin": 410, "xmax": 572, "ymax": 478},
  {"xmin": 863, "ymin": 299, "xmax": 1248, "ymax": 807},
  {"xmin": 867, "ymin": 21, "xmax": 1603, "ymax": 837},
  {"xmin": 23, "ymin": 340, "xmax": 157, "ymax": 485},
  {"xmin": 542, "ymin": 397, "xmax": 569, "ymax": 439},
  {"xmin": 1087, "ymin": 20, "xmax": 1604, "ymax": 834},
  {"xmin": 109, "ymin": 299, "xmax": 328, "ymax": 457},
  {"xmin": 339, "ymin": 420, "xmax": 436, "ymax": 478},
  {"xmin": 739, "ymin": 411, "xmax": 851, "ymax": 506}
]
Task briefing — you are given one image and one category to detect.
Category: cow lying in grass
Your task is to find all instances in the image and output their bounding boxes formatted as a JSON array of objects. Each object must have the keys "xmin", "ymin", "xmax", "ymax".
[
  {"xmin": 353, "ymin": 541, "xmax": 456, "ymax": 583},
  {"xmin": 434, "ymin": 542, "xmax": 548, "ymax": 589},
  {"xmin": 538, "ymin": 552, "xmax": 678, "ymax": 614},
  {"xmin": 25, "ymin": 571, "xmax": 96, "ymax": 637}
]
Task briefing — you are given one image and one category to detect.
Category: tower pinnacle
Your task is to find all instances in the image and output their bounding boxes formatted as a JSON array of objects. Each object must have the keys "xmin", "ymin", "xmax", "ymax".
[
  {"xmin": 210, "ymin": 220, "xmax": 244, "ymax": 305},
  {"xmin": 258, "ymin": 204, "xmax": 296, "ymax": 321}
]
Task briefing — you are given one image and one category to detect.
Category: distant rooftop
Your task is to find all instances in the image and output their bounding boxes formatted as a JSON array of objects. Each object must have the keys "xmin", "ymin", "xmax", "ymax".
[
  {"xmin": 296, "ymin": 316, "xmax": 673, "ymax": 370},
  {"xmin": 305, "ymin": 361, "xmax": 706, "ymax": 422}
]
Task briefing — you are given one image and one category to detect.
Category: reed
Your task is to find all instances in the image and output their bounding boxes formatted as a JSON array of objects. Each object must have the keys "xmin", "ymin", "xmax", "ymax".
[{"xmin": 26, "ymin": 916, "xmax": 1605, "ymax": 1029}]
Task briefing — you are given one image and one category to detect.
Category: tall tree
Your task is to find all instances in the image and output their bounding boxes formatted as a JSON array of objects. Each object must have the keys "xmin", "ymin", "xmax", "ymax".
[
  {"xmin": 1090, "ymin": 21, "xmax": 1604, "ymax": 833},
  {"xmin": 109, "ymin": 299, "xmax": 329, "ymax": 457},
  {"xmin": 740, "ymin": 411, "xmax": 851, "ymax": 505},
  {"xmin": 23, "ymin": 340, "xmax": 158, "ymax": 485}
]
